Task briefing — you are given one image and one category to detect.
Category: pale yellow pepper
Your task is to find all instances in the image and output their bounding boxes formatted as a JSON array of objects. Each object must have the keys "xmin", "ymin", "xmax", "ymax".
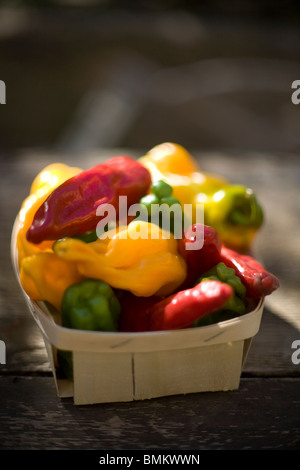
[
  {"xmin": 53, "ymin": 221, "xmax": 187, "ymax": 297},
  {"xmin": 20, "ymin": 252, "xmax": 83, "ymax": 311},
  {"xmin": 17, "ymin": 163, "xmax": 82, "ymax": 265}
]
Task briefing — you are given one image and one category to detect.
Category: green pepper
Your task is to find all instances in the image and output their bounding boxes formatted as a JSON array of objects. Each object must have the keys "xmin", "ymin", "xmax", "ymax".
[
  {"xmin": 72, "ymin": 229, "xmax": 98, "ymax": 243},
  {"xmin": 138, "ymin": 180, "xmax": 183, "ymax": 235},
  {"xmin": 61, "ymin": 279, "xmax": 121, "ymax": 331},
  {"xmin": 193, "ymin": 262, "xmax": 246, "ymax": 326},
  {"xmin": 52, "ymin": 230, "xmax": 98, "ymax": 251},
  {"xmin": 204, "ymin": 185, "xmax": 264, "ymax": 251}
]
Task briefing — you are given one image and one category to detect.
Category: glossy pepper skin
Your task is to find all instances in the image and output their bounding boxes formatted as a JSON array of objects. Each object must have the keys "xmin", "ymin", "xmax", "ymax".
[
  {"xmin": 26, "ymin": 156, "xmax": 152, "ymax": 244},
  {"xmin": 20, "ymin": 252, "xmax": 83, "ymax": 311},
  {"xmin": 148, "ymin": 280, "xmax": 233, "ymax": 331},
  {"xmin": 118, "ymin": 291, "xmax": 163, "ymax": 332},
  {"xmin": 220, "ymin": 245, "xmax": 280, "ymax": 299},
  {"xmin": 139, "ymin": 142, "xmax": 264, "ymax": 251},
  {"xmin": 138, "ymin": 179, "xmax": 183, "ymax": 235},
  {"xmin": 178, "ymin": 224, "xmax": 222, "ymax": 289},
  {"xmin": 139, "ymin": 142, "xmax": 227, "ymax": 206},
  {"xmin": 193, "ymin": 262, "xmax": 247, "ymax": 327},
  {"xmin": 61, "ymin": 279, "xmax": 121, "ymax": 331},
  {"xmin": 199, "ymin": 184, "xmax": 264, "ymax": 252},
  {"xmin": 17, "ymin": 163, "xmax": 82, "ymax": 265},
  {"xmin": 72, "ymin": 230, "xmax": 98, "ymax": 243},
  {"xmin": 53, "ymin": 221, "xmax": 187, "ymax": 298}
]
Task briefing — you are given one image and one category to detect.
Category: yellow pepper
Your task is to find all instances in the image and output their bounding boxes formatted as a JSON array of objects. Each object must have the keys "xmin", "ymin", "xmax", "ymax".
[
  {"xmin": 16, "ymin": 163, "xmax": 82, "ymax": 265},
  {"xmin": 20, "ymin": 252, "xmax": 83, "ymax": 311},
  {"xmin": 139, "ymin": 143, "xmax": 263, "ymax": 251},
  {"xmin": 53, "ymin": 221, "xmax": 187, "ymax": 297}
]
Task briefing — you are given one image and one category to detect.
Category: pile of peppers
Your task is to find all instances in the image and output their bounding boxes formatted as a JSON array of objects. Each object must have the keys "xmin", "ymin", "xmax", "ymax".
[{"xmin": 16, "ymin": 144, "xmax": 280, "ymax": 342}]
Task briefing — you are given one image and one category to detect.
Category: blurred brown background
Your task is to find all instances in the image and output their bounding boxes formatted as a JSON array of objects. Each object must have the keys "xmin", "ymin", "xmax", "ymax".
[{"xmin": 0, "ymin": 1, "xmax": 300, "ymax": 156}]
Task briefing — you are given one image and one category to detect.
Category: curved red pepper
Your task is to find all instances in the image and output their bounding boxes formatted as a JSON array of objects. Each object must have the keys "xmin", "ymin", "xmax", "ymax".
[
  {"xmin": 148, "ymin": 280, "xmax": 233, "ymax": 331},
  {"xmin": 26, "ymin": 156, "xmax": 152, "ymax": 244},
  {"xmin": 220, "ymin": 245, "xmax": 280, "ymax": 299}
]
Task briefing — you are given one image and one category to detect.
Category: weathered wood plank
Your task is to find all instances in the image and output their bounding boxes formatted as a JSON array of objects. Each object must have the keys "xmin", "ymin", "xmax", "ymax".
[
  {"xmin": 0, "ymin": 376, "xmax": 299, "ymax": 450},
  {"xmin": 244, "ymin": 307, "xmax": 300, "ymax": 376}
]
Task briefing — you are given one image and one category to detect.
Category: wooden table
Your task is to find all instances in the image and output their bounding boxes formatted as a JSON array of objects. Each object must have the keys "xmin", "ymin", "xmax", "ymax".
[{"xmin": 0, "ymin": 148, "xmax": 299, "ymax": 451}]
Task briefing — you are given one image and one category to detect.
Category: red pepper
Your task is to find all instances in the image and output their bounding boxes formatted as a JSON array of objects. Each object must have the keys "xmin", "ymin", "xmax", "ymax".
[
  {"xmin": 118, "ymin": 291, "xmax": 163, "ymax": 332},
  {"xmin": 220, "ymin": 245, "xmax": 279, "ymax": 299},
  {"xmin": 178, "ymin": 224, "xmax": 222, "ymax": 289},
  {"xmin": 148, "ymin": 280, "xmax": 233, "ymax": 331},
  {"xmin": 26, "ymin": 156, "xmax": 151, "ymax": 244}
]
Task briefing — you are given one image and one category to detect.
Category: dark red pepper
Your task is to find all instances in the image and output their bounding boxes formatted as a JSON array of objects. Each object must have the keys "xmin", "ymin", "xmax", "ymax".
[
  {"xmin": 178, "ymin": 224, "xmax": 222, "ymax": 289},
  {"xmin": 26, "ymin": 156, "xmax": 151, "ymax": 244},
  {"xmin": 148, "ymin": 280, "xmax": 233, "ymax": 331},
  {"xmin": 118, "ymin": 291, "xmax": 163, "ymax": 332},
  {"xmin": 220, "ymin": 245, "xmax": 279, "ymax": 299}
]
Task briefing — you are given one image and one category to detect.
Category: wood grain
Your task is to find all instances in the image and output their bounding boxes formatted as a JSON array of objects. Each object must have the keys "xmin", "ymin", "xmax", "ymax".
[{"xmin": 0, "ymin": 376, "xmax": 299, "ymax": 450}]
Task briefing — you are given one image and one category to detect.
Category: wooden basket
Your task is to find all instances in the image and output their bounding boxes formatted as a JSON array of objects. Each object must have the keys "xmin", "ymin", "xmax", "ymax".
[{"xmin": 11, "ymin": 218, "xmax": 264, "ymax": 405}]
